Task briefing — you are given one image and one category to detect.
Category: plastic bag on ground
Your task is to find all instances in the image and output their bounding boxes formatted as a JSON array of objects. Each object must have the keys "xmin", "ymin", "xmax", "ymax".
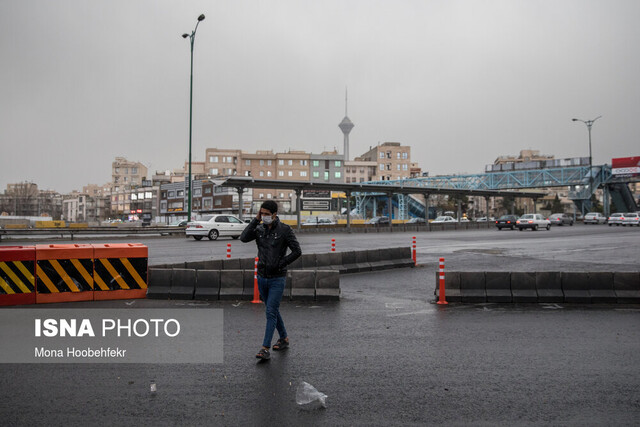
[{"xmin": 296, "ymin": 381, "xmax": 328, "ymax": 410}]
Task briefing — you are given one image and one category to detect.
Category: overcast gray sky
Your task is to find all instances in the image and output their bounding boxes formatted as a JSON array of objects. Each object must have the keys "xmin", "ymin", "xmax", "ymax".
[{"xmin": 1, "ymin": 0, "xmax": 638, "ymax": 193}]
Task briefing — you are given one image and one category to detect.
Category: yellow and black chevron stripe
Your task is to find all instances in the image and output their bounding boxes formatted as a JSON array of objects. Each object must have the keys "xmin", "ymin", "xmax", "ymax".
[
  {"xmin": 94, "ymin": 257, "xmax": 147, "ymax": 291},
  {"xmin": 0, "ymin": 260, "xmax": 35, "ymax": 295},
  {"xmin": 36, "ymin": 259, "xmax": 94, "ymax": 293}
]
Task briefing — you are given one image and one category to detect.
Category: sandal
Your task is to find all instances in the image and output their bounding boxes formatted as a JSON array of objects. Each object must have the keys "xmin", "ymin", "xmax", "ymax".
[
  {"xmin": 272, "ymin": 338, "xmax": 289, "ymax": 351},
  {"xmin": 256, "ymin": 348, "xmax": 270, "ymax": 360}
]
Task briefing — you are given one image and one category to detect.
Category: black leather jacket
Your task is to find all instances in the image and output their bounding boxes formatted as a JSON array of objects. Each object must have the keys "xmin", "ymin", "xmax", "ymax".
[{"xmin": 240, "ymin": 217, "xmax": 302, "ymax": 278}]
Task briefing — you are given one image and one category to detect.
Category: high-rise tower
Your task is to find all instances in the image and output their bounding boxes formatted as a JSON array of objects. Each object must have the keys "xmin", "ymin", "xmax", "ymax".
[{"xmin": 338, "ymin": 89, "xmax": 354, "ymax": 162}]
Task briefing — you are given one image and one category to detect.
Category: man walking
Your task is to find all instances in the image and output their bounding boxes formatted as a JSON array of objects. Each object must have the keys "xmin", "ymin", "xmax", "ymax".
[{"xmin": 240, "ymin": 200, "xmax": 301, "ymax": 360}]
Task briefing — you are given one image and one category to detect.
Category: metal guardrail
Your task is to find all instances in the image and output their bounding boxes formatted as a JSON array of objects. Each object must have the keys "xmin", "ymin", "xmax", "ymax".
[{"xmin": 0, "ymin": 226, "xmax": 187, "ymax": 241}]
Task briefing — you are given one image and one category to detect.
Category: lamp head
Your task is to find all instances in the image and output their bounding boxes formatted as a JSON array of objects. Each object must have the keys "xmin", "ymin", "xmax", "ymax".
[
  {"xmin": 198, "ymin": 14, "xmax": 205, "ymax": 21},
  {"xmin": 182, "ymin": 33, "xmax": 189, "ymax": 38}
]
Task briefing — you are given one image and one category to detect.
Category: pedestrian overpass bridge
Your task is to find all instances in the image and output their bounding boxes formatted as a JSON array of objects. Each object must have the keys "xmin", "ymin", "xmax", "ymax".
[{"xmin": 358, "ymin": 164, "xmax": 638, "ymax": 219}]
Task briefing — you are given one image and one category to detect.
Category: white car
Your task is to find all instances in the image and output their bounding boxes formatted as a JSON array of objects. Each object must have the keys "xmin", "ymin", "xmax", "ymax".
[
  {"xmin": 302, "ymin": 217, "xmax": 336, "ymax": 226},
  {"xmin": 607, "ymin": 213, "xmax": 625, "ymax": 226},
  {"xmin": 584, "ymin": 212, "xmax": 607, "ymax": 224},
  {"xmin": 186, "ymin": 214, "xmax": 248, "ymax": 241},
  {"xmin": 516, "ymin": 214, "xmax": 550, "ymax": 231},
  {"xmin": 621, "ymin": 212, "xmax": 640, "ymax": 226},
  {"xmin": 431, "ymin": 216, "xmax": 456, "ymax": 224}
]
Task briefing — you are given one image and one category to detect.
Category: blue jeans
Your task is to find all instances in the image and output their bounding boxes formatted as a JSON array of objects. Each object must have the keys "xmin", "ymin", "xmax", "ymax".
[{"xmin": 258, "ymin": 275, "xmax": 287, "ymax": 348}]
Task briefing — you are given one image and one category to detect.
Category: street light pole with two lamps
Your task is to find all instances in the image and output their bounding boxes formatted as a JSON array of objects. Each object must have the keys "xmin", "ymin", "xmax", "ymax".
[
  {"xmin": 182, "ymin": 14, "xmax": 205, "ymax": 222},
  {"xmin": 572, "ymin": 116, "xmax": 602, "ymax": 214}
]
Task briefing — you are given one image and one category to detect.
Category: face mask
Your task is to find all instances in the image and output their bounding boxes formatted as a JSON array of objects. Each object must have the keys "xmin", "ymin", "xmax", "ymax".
[{"xmin": 262, "ymin": 215, "xmax": 273, "ymax": 225}]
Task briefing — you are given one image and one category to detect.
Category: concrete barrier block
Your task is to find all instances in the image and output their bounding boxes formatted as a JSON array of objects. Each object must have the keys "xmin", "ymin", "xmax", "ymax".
[
  {"xmin": 613, "ymin": 272, "xmax": 640, "ymax": 303},
  {"xmin": 242, "ymin": 270, "xmax": 256, "ymax": 300},
  {"xmin": 219, "ymin": 270, "xmax": 244, "ymax": 300},
  {"xmin": 459, "ymin": 272, "xmax": 486, "ymax": 303},
  {"xmin": 194, "ymin": 270, "xmax": 220, "ymax": 300},
  {"xmin": 485, "ymin": 272, "xmax": 512, "ymax": 303},
  {"xmin": 510, "ymin": 272, "xmax": 538, "ymax": 303},
  {"xmin": 366, "ymin": 249, "xmax": 388, "ymax": 271},
  {"xmin": 390, "ymin": 247, "xmax": 414, "ymax": 268},
  {"xmin": 202, "ymin": 259, "xmax": 223, "ymax": 270},
  {"xmin": 328, "ymin": 252, "xmax": 344, "ymax": 272},
  {"xmin": 170, "ymin": 269, "xmax": 196, "ymax": 300},
  {"xmin": 300, "ymin": 253, "xmax": 317, "ymax": 270},
  {"xmin": 240, "ymin": 257, "xmax": 256, "ymax": 270},
  {"xmin": 588, "ymin": 272, "xmax": 616, "ymax": 303},
  {"xmin": 562, "ymin": 272, "xmax": 591, "ymax": 303},
  {"xmin": 222, "ymin": 258, "xmax": 241, "ymax": 270},
  {"xmin": 185, "ymin": 261, "xmax": 207, "ymax": 269},
  {"xmin": 316, "ymin": 270, "xmax": 340, "ymax": 301},
  {"xmin": 536, "ymin": 272, "xmax": 563, "ymax": 303},
  {"xmin": 354, "ymin": 250, "xmax": 372, "ymax": 273},
  {"xmin": 434, "ymin": 271, "xmax": 461, "ymax": 302},
  {"xmin": 147, "ymin": 268, "xmax": 172, "ymax": 299},
  {"xmin": 316, "ymin": 253, "xmax": 333, "ymax": 268},
  {"xmin": 341, "ymin": 251, "xmax": 359, "ymax": 274},
  {"xmin": 290, "ymin": 270, "xmax": 315, "ymax": 300}
]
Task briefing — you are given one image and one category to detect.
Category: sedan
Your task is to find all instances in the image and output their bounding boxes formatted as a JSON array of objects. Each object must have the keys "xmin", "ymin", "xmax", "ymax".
[
  {"xmin": 495, "ymin": 215, "xmax": 519, "ymax": 230},
  {"xmin": 186, "ymin": 214, "xmax": 248, "ymax": 240},
  {"xmin": 365, "ymin": 216, "xmax": 390, "ymax": 225},
  {"xmin": 607, "ymin": 213, "xmax": 625, "ymax": 226},
  {"xmin": 302, "ymin": 217, "xmax": 337, "ymax": 226},
  {"xmin": 407, "ymin": 217, "xmax": 426, "ymax": 224},
  {"xmin": 516, "ymin": 214, "xmax": 551, "ymax": 231},
  {"xmin": 622, "ymin": 212, "xmax": 640, "ymax": 226},
  {"xmin": 431, "ymin": 216, "xmax": 456, "ymax": 224},
  {"xmin": 548, "ymin": 213, "xmax": 574, "ymax": 226},
  {"xmin": 584, "ymin": 212, "xmax": 607, "ymax": 224}
]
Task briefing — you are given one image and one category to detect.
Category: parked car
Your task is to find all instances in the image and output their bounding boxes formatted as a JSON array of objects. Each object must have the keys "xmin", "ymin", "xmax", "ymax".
[
  {"xmin": 185, "ymin": 214, "xmax": 248, "ymax": 240},
  {"xmin": 407, "ymin": 217, "xmax": 426, "ymax": 224},
  {"xmin": 548, "ymin": 213, "xmax": 574, "ymax": 226},
  {"xmin": 622, "ymin": 212, "xmax": 640, "ymax": 226},
  {"xmin": 607, "ymin": 213, "xmax": 625, "ymax": 226},
  {"xmin": 365, "ymin": 216, "xmax": 390, "ymax": 225},
  {"xmin": 302, "ymin": 217, "xmax": 337, "ymax": 226},
  {"xmin": 516, "ymin": 214, "xmax": 550, "ymax": 231},
  {"xmin": 584, "ymin": 212, "xmax": 607, "ymax": 224},
  {"xmin": 476, "ymin": 217, "xmax": 496, "ymax": 222},
  {"xmin": 495, "ymin": 215, "xmax": 519, "ymax": 230},
  {"xmin": 168, "ymin": 220, "xmax": 189, "ymax": 227},
  {"xmin": 431, "ymin": 216, "xmax": 456, "ymax": 224}
]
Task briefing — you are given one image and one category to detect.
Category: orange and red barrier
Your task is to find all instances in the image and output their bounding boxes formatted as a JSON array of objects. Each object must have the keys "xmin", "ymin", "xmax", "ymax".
[
  {"xmin": 251, "ymin": 257, "xmax": 261, "ymax": 304},
  {"xmin": 0, "ymin": 243, "xmax": 149, "ymax": 306},
  {"xmin": 93, "ymin": 243, "xmax": 148, "ymax": 301},
  {"xmin": 36, "ymin": 244, "xmax": 94, "ymax": 304},
  {"xmin": 0, "ymin": 246, "xmax": 36, "ymax": 306},
  {"xmin": 331, "ymin": 238, "xmax": 336, "ymax": 252},
  {"xmin": 412, "ymin": 237, "xmax": 417, "ymax": 265},
  {"xmin": 437, "ymin": 257, "xmax": 448, "ymax": 305},
  {"xmin": 226, "ymin": 243, "xmax": 231, "ymax": 259}
]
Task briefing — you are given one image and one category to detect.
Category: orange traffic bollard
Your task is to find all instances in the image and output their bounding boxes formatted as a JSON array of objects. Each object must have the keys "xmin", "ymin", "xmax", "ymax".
[
  {"xmin": 226, "ymin": 243, "xmax": 231, "ymax": 259},
  {"xmin": 412, "ymin": 236, "xmax": 417, "ymax": 265},
  {"xmin": 437, "ymin": 257, "xmax": 448, "ymax": 305},
  {"xmin": 251, "ymin": 257, "xmax": 261, "ymax": 304},
  {"xmin": 331, "ymin": 238, "xmax": 336, "ymax": 252}
]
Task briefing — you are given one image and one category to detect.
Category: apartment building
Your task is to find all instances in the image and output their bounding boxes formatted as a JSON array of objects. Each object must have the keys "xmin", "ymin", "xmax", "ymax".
[
  {"xmin": 344, "ymin": 160, "xmax": 377, "ymax": 183},
  {"xmin": 357, "ymin": 142, "xmax": 412, "ymax": 181},
  {"xmin": 310, "ymin": 151, "xmax": 344, "ymax": 183},
  {"xmin": 112, "ymin": 157, "xmax": 148, "ymax": 192},
  {"xmin": 204, "ymin": 148, "xmax": 242, "ymax": 177}
]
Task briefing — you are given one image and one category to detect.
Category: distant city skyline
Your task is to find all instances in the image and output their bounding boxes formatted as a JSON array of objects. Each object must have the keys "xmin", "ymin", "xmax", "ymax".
[{"xmin": 2, "ymin": 0, "xmax": 639, "ymax": 193}]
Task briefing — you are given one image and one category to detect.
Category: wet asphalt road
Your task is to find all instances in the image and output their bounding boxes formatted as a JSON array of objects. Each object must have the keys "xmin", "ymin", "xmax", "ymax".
[{"xmin": 1, "ymin": 225, "xmax": 639, "ymax": 426}]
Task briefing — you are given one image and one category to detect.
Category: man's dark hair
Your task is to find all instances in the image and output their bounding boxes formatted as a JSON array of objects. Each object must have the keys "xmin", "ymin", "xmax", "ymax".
[{"xmin": 260, "ymin": 200, "xmax": 278, "ymax": 214}]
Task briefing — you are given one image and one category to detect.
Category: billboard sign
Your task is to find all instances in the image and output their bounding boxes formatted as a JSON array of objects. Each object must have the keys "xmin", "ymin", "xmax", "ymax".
[
  {"xmin": 612, "ymin": 157, "xmax": 640, "ymax": 177},
  {"xmin": 302, "ymin": 190, "xmax": 331, "ymax": 199}
]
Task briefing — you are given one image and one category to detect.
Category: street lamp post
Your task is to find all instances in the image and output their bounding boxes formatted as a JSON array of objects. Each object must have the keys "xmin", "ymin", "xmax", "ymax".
[
  {"xmin": 572, "ymin": 116, "xmax": 602, "ymax": 213},
  {"xmin": 182, "ymin": 14, "xmax": 205, "ymax": 221}
]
